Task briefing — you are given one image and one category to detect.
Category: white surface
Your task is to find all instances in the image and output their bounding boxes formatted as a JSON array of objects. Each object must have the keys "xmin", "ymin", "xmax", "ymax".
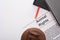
[
  {"xmin": 0, "ymin": 0, "xmax": 57, "ymax": 40},
  {"xmin": 0, "ymin": 0, "xmax": 36, "ymax": 40}
]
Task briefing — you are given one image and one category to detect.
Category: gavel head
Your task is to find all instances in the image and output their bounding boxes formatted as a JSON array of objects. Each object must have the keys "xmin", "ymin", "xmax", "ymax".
[{"xmin": 21, "ymin": 28, "xmax": 46, "ymax": 40}]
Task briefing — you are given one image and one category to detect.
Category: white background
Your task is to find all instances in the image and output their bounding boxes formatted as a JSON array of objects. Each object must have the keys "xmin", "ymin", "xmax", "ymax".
[{"xmin": 0, "ymin": 0, "xmax": 37, "ymax": 40}]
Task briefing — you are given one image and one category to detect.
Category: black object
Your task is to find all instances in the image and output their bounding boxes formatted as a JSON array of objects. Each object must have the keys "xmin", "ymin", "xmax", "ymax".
[
  {"xmin": 33, "ymin": 0, "xmax": 50, "ymax": 11},
  {"xmin": 33, "ymin": 0, "xmax": 60, "ymax": 26}
]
